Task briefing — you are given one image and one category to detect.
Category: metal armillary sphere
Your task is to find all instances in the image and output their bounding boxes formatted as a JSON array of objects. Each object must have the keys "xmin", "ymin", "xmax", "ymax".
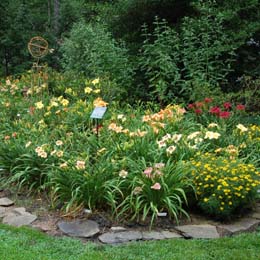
[
  {"xmin": 28, "ymin": 36, "xmax": 49, "ymax": 58},
  {"xmin": 27, "ymin": 36, "xmax": 50, "ymax": 96}
]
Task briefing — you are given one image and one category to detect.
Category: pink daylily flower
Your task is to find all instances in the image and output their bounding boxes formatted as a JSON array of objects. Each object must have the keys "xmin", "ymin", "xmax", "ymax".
[{"xmin": 151, "ymin": 182, "xmax": 161, "ymax": 190}]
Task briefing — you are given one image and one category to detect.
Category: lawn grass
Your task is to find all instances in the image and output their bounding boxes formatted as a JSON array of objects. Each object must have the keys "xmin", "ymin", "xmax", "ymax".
[{"xmin": 0, "ymin": 224, "xmax": 260, "ymax": 260}]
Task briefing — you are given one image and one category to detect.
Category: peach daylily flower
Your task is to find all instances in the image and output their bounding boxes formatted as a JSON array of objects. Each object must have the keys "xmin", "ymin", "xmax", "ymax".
[
  {"xmin": 171, "ymin": 134, "xmax": 182, "ymax": 143},
  {"xmin": 56, "ymin": 150, "xmax": 64, "ymax": 158},
  {"xmin": 157, "ymin": 140, "xmax": 166, "ymax": 148},
  {"xmin": 166, "ymin": 145, "xmax": 176, "ymax": 155},
  {"xmin": 119, "ymin": 170, "xmax": 128, "ymax": 178},
  {"xmin": 133, "ymin": 186, "xmax": 143, "ymax": 195},
  {"xmin": 35, "ymin": 146, "xmax": 43, "ymax": 153},
  {"xmin": 142, "ymin": 115, "xmax": 151, "ymax": 122},
  {"xmin": 6, "ymin": 79, "xmax": 11, "ymax": 85},
  {"xmin": 135, "ymin": 129, "xmax": 147, "ymax": 137},
  {"xmin": 204, "ymin": 131, "xmax": 221, "ymax": 140},
  {"xmin": 60, "ymin": 162, "xmax": 68, "ymax": 169},
  {"xmin": 162, "ymin": 134, "xmax": 171, "ymax": 142},
  {"xmin": 187, "ymin": 131, "xmax": 201, "ymax": 140},
  {"xmin": 108, "ymin": 123, "xmax": 123, "ymax": 133},
  {"xmin": 117, "ymin": 114, "xmax": 125, "ymax": 120},
  {"xmin": 108, "ymin": 123, "xmax": 117, "ymax": 130},
  {"xmin": 122, "ymin": 129, "xmax": 130, "ymax": 134},
  {"xmin": 93, "ymin": 97, "xmax": 108, "ymax": 107},
  {"xmin": 50, "ymin": 150, "xmax": 57, "ymax": 156},
  {"xmin": 154, "ymin": 170, "xmax": 163, "ymax": 176},
  {"xmin": 152, "ymin": 127, "xmax": 159, "ymax": 134},
  {"xmin": 76, "ymin": 160, "xmax": 85, "ymax": 170},
  {"xmin": 55, "ymin": 140, "xmax": 63, "ymax": 146},
  {"xmin": 38, "ymin": 151, "xmax": 47, "ymax": 158},
  {"xmin": 176, "ymin": 107, "xmax": 186, "ymax": 116},
  {"xmin": 154, "ymin": 163, "xmax": 165, "ymax": 169}
]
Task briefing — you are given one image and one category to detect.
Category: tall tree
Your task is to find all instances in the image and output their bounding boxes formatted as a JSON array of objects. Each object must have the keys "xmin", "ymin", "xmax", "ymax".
[
  {"xmin": 53, "ymin": 0, "xmax": 60, "ymax": 36},
  {"xmin": 0, "ymin": 2, "xmax": 9, "ymax": 75}
]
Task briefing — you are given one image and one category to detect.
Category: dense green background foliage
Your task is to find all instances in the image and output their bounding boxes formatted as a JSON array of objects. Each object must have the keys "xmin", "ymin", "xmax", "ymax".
[
  {"xmin": 61, "ymin": 21, "xmax": 134, "ymax": 98},
  {"xmin": 0, "ymin": 0, "xmax": 259, "ymax": 105}
]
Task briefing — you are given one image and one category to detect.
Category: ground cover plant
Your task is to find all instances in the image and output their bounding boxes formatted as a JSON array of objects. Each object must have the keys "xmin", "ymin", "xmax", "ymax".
[{"xmin": 0, "ymin": 72, "xmax": 259, "ymax": 225}]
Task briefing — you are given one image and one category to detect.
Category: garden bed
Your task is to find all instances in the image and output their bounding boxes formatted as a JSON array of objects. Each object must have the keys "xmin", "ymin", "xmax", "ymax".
[{"xmin": 0, "ymin": 74, "xmax": 259, "ymax": 228}]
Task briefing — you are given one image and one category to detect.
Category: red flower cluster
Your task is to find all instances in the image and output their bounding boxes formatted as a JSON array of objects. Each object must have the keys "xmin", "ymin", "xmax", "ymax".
[
  {"xmin": 236, "ymin": 104, "xmax": 245, "ymax": 111},
  {"xmin": 218, "ymin": 111, "xmax": 231, "ymax": 119},
  {"xmin": 209, "ymin": 106, "xmax": 221, "ymax": 115},
  {"xmin": 223, "ymin": 102, "xmax": 232, "ymax": 110},
  {"xmin": 187, "ymin": 98, "xmax": 245, "ymax": 119},
  {"xmin": 209, "ymin": 106, "xmax": 231, "ymax": 118}
]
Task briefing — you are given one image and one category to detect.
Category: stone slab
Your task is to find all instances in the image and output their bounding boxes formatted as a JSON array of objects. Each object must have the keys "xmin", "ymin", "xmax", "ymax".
[
  {"xmin": 58, "ymin": 220, "xmax": 100, "ymax": 238},
  {"xmin": 0, "ymin": 206, "xmax": 7, "ymax": 218},
  {"xmin": 175, "ymin": 224, "xmax": 220, "ymax": 239},
  {"xmin": 0, "ymin": 197, "xmax": 14, "ymax": 207},
  {"xmin": 3, "ymin": 213, "xmax": 37, "ymax": 227},
  {"xmin": 255, "ymin": 205, "xmax": 260, "ymax": 213},
  {"xmin": 218, "ymin": 218, "xmax": 260, "ymax": 236},
  {"xmin": 32, "ymin": 221, "xmax": 57, "ymax": 232},
  {"xmin": 3, "ymin": 212, "xmax": 16, "ymax": 218},
  {"xmin": 12, "ymin": 207, "xmax": 27, "ymax": 215},
  {"xmin": 1, "ymin": 207, "xmax": 33, "ymax": 219},
  {"xmin": 161, "ymin": 230, "xmax": 183, "ymax": 239},
  {"xmin": 99, "ymin": 231, "xmax": 142, "ymax": 244},
  {"xmin": 110, "ymin": 226, "xmax": 127, "ymax": 232},
  {"xmin": 251, "ymin": 213, "xmax": 260, "ymax": 220},
  {"xmin": 142, "ymin": 231, "xmax": 165, "ymax": 240}
]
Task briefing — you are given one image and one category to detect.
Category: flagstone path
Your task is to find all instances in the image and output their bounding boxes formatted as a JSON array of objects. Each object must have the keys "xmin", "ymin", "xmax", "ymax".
[{"xmin": 1, "ymin": 191, "xmax": 260, "ymax": 245}]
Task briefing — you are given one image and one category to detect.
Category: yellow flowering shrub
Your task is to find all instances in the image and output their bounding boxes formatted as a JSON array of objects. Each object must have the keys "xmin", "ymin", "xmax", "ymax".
[
  {"xmin": 191, "ymin": 153, "xmax": 260, "ymax": 218},
  {"xmin": 243, "ymin": 124, "xmax": 260, "ymax": 142}
]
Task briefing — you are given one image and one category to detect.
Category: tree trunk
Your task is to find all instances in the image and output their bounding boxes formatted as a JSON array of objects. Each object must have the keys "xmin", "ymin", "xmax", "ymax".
[
  {"xmin": 4, "ymin": 47, "xmax": 9, "ymax": 76},
  {"xmin": 53, "ymin": 0, "xmax": 60, "ymax": 36},
  {"xmin": 47, "ymin": 0, "xmax": 51, "ymax": 31}
]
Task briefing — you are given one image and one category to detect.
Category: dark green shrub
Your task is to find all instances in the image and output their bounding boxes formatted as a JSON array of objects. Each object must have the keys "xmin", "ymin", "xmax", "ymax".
[
  {"xmin": 138, "ymin": 4, "xmax": 234, "ymax": 104},
  {"xmin": 61, "ymin": 21, "xmax": 134, "ymax": 100},
  {"xmin": 225, "ymin": 76, "xmax": 260, "ymax": 113},
  {"xmin": 108, "ymin": 0, "xmax": 195, "ymax": 44},
  {"xmin": 138, "ymin": 18, "xmax": 182, "ymax": 104}
]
